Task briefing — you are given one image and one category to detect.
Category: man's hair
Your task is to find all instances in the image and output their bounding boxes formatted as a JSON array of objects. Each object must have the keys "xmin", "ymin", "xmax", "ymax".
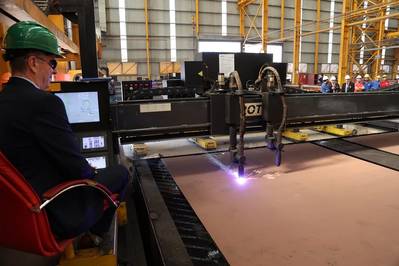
[{"xmin": 6, "ymin": 49, "xmax": 48, "ymax": 73}]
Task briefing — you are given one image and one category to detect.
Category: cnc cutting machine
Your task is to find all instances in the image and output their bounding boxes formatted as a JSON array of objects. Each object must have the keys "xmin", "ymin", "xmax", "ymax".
[{"xmin": 111, "ymin": 65, "xmax": 399, "ymax": 175}]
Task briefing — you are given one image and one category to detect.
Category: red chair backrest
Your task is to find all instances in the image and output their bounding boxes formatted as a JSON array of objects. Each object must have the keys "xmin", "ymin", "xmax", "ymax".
[{"xmin": 0, "ymin": 152, "xmax": 70, "ymax": 256}]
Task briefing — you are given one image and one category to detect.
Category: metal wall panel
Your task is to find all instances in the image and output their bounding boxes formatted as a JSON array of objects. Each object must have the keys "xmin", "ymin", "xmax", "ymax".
[
  {"xmin": 107, "ymin": 0, "xmax": 119, "ymax": 8},
  {"xmin": 101, "ymin": 0, "xmax": 344, "ymax": 78}
]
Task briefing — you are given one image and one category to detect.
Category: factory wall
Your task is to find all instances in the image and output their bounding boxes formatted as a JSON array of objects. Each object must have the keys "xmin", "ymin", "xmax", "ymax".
[{"xmin": 98, "ymin": 0, "xmax": 345, "ymax": 79}]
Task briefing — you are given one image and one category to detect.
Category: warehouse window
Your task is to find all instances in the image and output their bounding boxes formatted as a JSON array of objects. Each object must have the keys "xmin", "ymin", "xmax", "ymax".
[
  {"xmin": 169, "ymin": 0, "xmax": 177, "ymax": 62},
  {"xmin": 385, "ymin": 6, "xmax": 390, "ymax": 30},
  {"xmin": 244, "ymin": 43, "xmax": 282, "ymax": 63},
  {"xmin": 382, "ymin": 6, "xmax": 390, "ymax": 65},
  {"xmin": 118, "ymin": 0, "xmax": 128, "ymax": 62},
  {"xmin": 287, "ymin": 63, "xmax": 308, "ymax": 73},
  {"xmin": 198, "ymin": 41, "xmax": 240, "ymax": 53},
  {"xmin": 382, "ymin": 65, "xmax": 391, "ymax": 74},
  {"xmin": 327, "ymin": 0, "xmax": 335, "ymax": 64},
  {"xmin": 359, "ymin": 1, "xmax": 368, "ymax": 65},
  {"xmin": 222, "ymin": 0, "xmax": 227, "ymax": 36},
  {"xmin": 381, "ymin": 47, "xmax": 386, "ymax": 65}
]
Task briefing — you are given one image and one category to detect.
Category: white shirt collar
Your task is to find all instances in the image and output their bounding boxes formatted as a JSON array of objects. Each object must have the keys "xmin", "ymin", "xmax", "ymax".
[{"xmin": 13, "ymin": 76, "xmax": 40, "ymax": 89}]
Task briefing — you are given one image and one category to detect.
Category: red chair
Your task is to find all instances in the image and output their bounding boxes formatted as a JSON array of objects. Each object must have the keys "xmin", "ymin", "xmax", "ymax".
[{"xmin": 0, "ymin": 152, "xmax": 118, "ymax": 257}]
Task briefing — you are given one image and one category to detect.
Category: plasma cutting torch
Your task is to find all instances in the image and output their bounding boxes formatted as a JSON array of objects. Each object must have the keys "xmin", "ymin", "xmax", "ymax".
[{"xmin": 228, "ymin": 66, "xmax": 286, "ymax": 177}]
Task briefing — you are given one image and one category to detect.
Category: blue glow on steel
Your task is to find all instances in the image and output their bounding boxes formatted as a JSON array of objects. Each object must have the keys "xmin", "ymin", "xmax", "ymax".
[{"xmin": 206, "ymin": 154, "xmax": 247, "ymax": 185}]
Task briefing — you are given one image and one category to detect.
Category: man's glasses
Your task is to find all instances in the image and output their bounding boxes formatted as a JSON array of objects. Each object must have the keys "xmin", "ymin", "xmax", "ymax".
[{"xmin": 36, "ymin": 57, "xmax": 57, "ymax": 70}]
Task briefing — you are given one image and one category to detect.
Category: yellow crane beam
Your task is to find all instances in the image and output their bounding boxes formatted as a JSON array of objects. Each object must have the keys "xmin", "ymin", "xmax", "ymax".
[
  {"xmin": 240, "ymin": 7, "xmax": 245, "ymax": 37},
  {"xmin": 338, "ymin": 0, "xmax": 351, "ymax": 84},
  {"xmin": 261, "ymin": 0, "xmax": 268, "ymax": 52},
  {"xmin": 195, "ymin": 0, "xmax": 199, "ymax": 37},
  {"xmin": 280, "ymin": 0, "xmax": 285, "ymax": 39},
  {"xmin": 240, "ymin": 0, "xmax": 268, "ymax": 52},
  {"xmin": 237, "ymin": 0, "xmax": 256, "ymax": 8},
  {"xmin": 314, "ymin": 0, "xmax": 321, "ymax": 75},
  {"xmin": 292, "ymin": 0, "xmax": 301, "ymax": 84},
  {"xmin": 373, "ymin": 1, "xmax": 386, "ymax": 77},
  {"xmin": 144, "ymin": 0, "xmax": 151, "ymax": 79},
  {"xmin": 386, "ymin": 31, "xmax": 399, "ymax": 38}
]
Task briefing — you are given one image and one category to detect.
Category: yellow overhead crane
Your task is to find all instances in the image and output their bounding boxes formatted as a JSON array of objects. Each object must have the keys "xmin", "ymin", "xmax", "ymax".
[{"xmin": 237, "ymin": 0, "xmax": 399, "ymax": 84}]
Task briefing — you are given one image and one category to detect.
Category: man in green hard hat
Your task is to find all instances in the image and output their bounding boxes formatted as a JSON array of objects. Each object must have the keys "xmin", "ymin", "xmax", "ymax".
[
  {"xmin": 2, "ymin": 21, "xmax": 61, "ymax": 90},
  {"xmin": 0, "ymin": 21, "xmax": 128, "ymax": 242}
]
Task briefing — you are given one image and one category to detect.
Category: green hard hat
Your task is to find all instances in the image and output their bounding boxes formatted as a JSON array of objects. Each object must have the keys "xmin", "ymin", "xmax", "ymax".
[{"xmin": 4, "ymin": 21, "xmax": 61, "ymax": 57}]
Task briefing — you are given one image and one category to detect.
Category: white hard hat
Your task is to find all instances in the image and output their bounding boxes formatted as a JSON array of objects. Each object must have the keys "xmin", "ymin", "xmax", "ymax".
[
  {"xmin": 376, "ymin": 75, "xmax": 381, "ymax": 79},
  {"xmin": 356, "ymin": 75, "xmax": 362, "ymax": 79},
  {"xmin": 396, "ymin": 75, "xmax": 399, "ymax": 79},
  {"xmin": 323, "ymin": 75, "xmax": 329, "ymax": 81},
  {"xmin": 383, "ymin": 74, "xmax": 387, "ymax": 78},
  {"xmin": 364, "ymin": 74, "xmax": 370, "ymax": 79},
  {"xmin": 345, "ymin": 75, "xmax": 351, "ymax": 80},
  {"xmin": 330, "ymin": 76, "xmax": 336, "ymax": 81}
]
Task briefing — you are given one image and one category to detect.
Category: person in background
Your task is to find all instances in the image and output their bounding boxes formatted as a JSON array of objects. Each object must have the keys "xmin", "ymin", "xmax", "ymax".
[
  {"xmin": 363, "ymin": 74, "xmax": 373, "ymax": 91},
  {"xmin": 320, "ymin": 75, "xmax": 331, "ymax": 93},
  {"xmin": 354, "ymin": 75, "xmax": 364, "ymax": 92},
  {"xmin": 318, "ymin": 74, "xmax": 324, "ymax": 85},
  {"xmin": 371, "ymin": 75, "xmax": 381, "ymax": 90},
  {"xmin": 330, "ymin": 76, "xmax": 340, "ymax": 92},
  {"xmin": 380, "ymin": 74, "xmax": 390, "ymax": 88},
  {"xmin": 396, "ymin": 75, "xmax": 399, "ymax": 84},
  {"xmin": 341, "ymin": 75, "xmax": 355, "ymax": 92}
]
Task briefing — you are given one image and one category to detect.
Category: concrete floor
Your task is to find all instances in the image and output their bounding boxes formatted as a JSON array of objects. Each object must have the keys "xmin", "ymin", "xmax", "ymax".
[{"xmin": 164, "ymin": 142, "xmax": 399, "ymax": 266}]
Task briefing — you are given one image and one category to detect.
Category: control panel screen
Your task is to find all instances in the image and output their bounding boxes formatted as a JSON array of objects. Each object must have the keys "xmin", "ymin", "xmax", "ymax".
[
  {"xmin": 86, "ymin": 156, "xmax": 107, "ymax": 169},
  {"xmin": 82, "ymin": 136, "xmax": 105, "ymax": 150},
  {"xmin": 55, "ymin": 92, "xmax": 100, "ymax": 123}
]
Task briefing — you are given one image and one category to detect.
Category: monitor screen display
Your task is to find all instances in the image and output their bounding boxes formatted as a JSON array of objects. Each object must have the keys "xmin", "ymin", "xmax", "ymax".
[
  {"xmin": 82, "ymin": 136, "xmax": 105, "ymax": 150},
  {"xmin": 86, "ymin": 156, "xmax": 107, "ymax": 169},
  {"xmin": 55, "ymin": 92, "xmax": 100, "ymax": 123}
]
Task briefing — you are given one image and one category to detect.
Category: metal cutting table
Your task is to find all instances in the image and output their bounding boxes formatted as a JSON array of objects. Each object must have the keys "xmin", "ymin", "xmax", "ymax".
[{"xmin": 129, "ymin": 135, "xmax": 399, "ymax": 266}]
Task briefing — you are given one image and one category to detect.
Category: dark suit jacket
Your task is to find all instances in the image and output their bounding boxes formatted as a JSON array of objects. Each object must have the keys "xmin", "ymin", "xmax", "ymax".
[
  {"xmin": 341, "ymin": 81, "xmax": 355, "ymax": 92},
  {"xmin": 0, "ymin": 77, "xmax": 95, "ymax": 196}
]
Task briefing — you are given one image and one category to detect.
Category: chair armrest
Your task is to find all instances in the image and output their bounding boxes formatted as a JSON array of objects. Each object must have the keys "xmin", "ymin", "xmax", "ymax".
[{"xmin": 39, "ymin": 179, "xmax": 118, "ymax": 210}]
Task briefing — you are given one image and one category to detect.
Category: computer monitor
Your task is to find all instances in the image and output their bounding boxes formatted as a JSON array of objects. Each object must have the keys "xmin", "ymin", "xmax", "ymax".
[
  {"xmin": 86, "ymin": 155, "xmax": 107, "ymax": 169},
  {"xmin": 82, "ymin": 135, "xmax": 105, "ymax": 150},
  {"xmin": 54, "ymin": 80, "xmax": 110, "ymax": 131},
  {"xmin": 55, "ymin": 91, "xmax": 100, "ymax": 123}
]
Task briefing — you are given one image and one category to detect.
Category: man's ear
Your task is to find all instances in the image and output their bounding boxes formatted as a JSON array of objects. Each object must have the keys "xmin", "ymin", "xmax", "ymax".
[{"xmin": 26, "ymin": 55, "xmax": 38, "ymax": 74}]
